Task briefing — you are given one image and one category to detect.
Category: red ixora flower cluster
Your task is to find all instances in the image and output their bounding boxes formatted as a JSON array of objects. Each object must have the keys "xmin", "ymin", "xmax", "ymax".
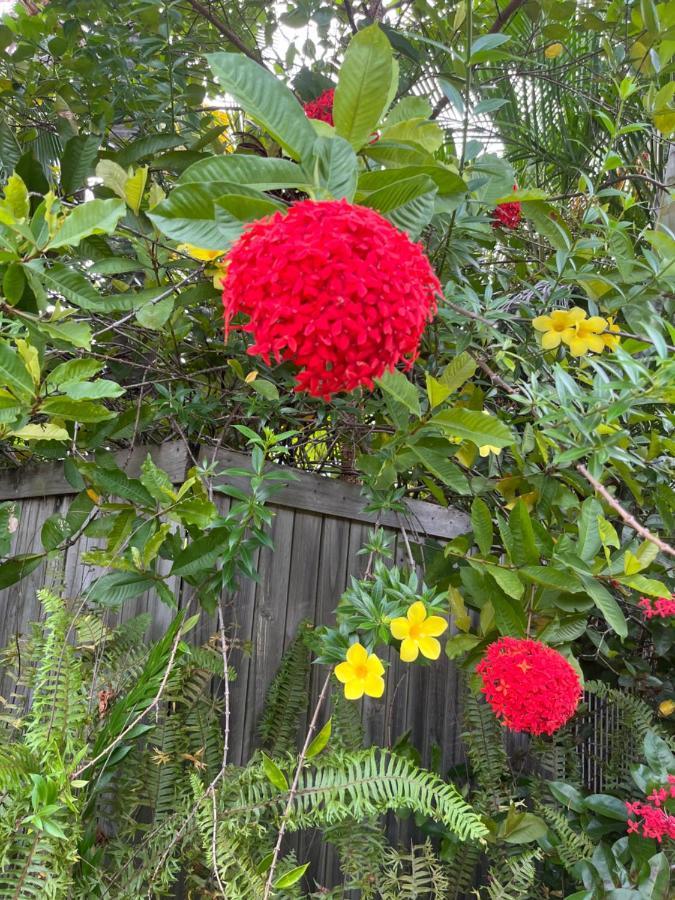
[
  {"xmin": 476, "ymin": 637, "xmax": 582, "ymax": 735},
  {"xmin": 639, "ymin": 595, "xmax": 675, "ymax": 619},
  {"xmin": 627, "ymin": 776, "xmax": 675, "ymax": 842},
  {"xmin": 222, "ymin": 199, "xmax": 440, "ymax": 398},
  {"xmin": 303, "ymin": 88, "xmax": 335, "ymax": 125},
  {"xmin": 491, "ymin": 185, "xmax": 522, "ymax": 230}
]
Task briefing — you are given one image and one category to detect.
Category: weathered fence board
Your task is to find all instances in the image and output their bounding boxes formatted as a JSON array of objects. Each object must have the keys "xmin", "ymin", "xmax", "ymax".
[{"xmin": 0, "ymin": 445, "xmax": 476, "ymax": 891}]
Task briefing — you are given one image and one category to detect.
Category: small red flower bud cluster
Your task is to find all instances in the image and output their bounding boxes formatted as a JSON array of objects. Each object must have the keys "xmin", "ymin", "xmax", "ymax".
[
  {"xmin": 626, "ymin": 776, "xmax": 675, "ymax": 842},
  {"xmin": 222, "ymin": 199, "xmax": 440, "ymax": 399},
  {"xmin": 639, "ymin": 595, "xmax": 675, "ymax": 619},
  {"xmin": 303, "ymin": 88, "xmax": 335, "ymax": 126},
  {"xmin": 476, "ymin": 637, "xmax": 582, "ymax": 735},
  {"xmin": 491, "ymin": 185, "xmax": 522, "ymax": 230}
]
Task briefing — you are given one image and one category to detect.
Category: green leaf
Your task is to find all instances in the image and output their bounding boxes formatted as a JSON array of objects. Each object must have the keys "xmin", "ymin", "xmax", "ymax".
[
  {"xmin": 40, "ymin": 397, "xmax": 115, "ymax": 423},
  {"xmin": 521, "ymin": 200, "xmax": 571, "ymax": 252},
  {"xmin": 358, "ymin": 164, "xmax": 466, "ymax": 197},
  {"xmin": 482, "ymin": 563, "xmax": 524, "ymax": 600},
  {"xmin": 500, "ymin": 811, "xmax": 547, "ymax": 843},
  {"xmin": 179, "ymin": 154, "xmax": 309, "ymax": 191},
  {"xmin": 3, "ymin": 172, "xmax": 29, "ymax": 220},
  {"xmin": 141, "ymin": 458, "xmax": 179, "ymax": 503},
  {"xmin": 521, "ymin": 565, "xmax": 578, "ymax": 591},
  {"xmin": 136, "ymin": 295, "xmax": 174, "ymax": 330},
  {"xmin": 617, "ymin": 574, "xmax": 670, "ymax": 598},
  {"xmin": 303, "ymin": 135, "xmax": 358, "ymax": 201},
  {"xmin": 361, "ymin": 174, "xmax": 437, "ymax": 238},
  {"xmin": 147, "ymin": 183, "xmax": 243, "ymax": 249},
  {"xmin": 438, "ymin": 353, "xmax": 476, "ymax": 394},
  {"xmin": 11, "ymin": 423, "xmax": 70, "ymax": 442},
  {"xmin": 250, "ymin": 378, "xmax": 279, "ymax": 401},
  {"xmin": 306, "ymin": 718, "xmax": 331, "ymax": 759},
  {"xmin": 273, "ymin": 863, "xmax": 309, "ymax": 890},
  {"xmin": 445, "ymin": 632, "xmax": 481, "ymax": 659},
  {"xmin": 61, "ymin": 380, "xmax": 125, "ymax": 400},
  {"xmin": 45, "ymin": 359, "xmax": 103, "ymax": 388},
  {"xmin": 95, "ymin": 159, "xmax": 129, "ymax": 199},
  {"xmin": 548, "ymin": 781, "xmax": 586, "ymax": 813},
  {"xmin": 0, "ymin": 339, "xmax": 34, "ymax": 401},
  {"xmin": 115, "ymin": 133, "xmax": 185, "ymax": 167},
  {"xmin": 170, "ymin": 526, "xmax": 231, "ymax": 577},
  {"xmin": 508, "ymin": 500, "xmax": 539, "ymax": 566},
  {"xmin": 430, "ymin": 408, "xmax": 512, "ymax": 448},
  {"xmin": 583, "ymin": 793, "xmax": 627, "ymax": 821},
  {"xmin": 0, "ymin": 553, "xmax": 43, "ymax": 588},
  {"xmin": 60, "ymin": 134, "xmax": 100, "ymax": 195},
  {"xmin": 334, "ymin": 24, "xmax": 394, "ymax": 150},
  {"xmin": 425, "ymin": 374, "xmax": 452, "ymax": 409},
  {"xmin": 643, "ymin": 731, "xmax": 675, "ymax": 771},
  {"xmin": 471, "ymin": 497, "xmax": 493, "ymax": 555},
  {"xmin": 409, "ymin": 445, "xmax": 470, "ymax": 494},
  {"xmin": 380, "ymin": 118, "xmax": 443, "ymax": 153},
  {"xmin": 36, "ymin": 319, "xmax": 92, "ymax": 350},
  {"xmin": 637, "ymin": 852, "xmax": 669, "ymax": 900},
  {"xmin": 80, "ymin": 464, "xmax": 155, "ymax": 507},
  {"xmin": 581, "ymin": 576, "xmax": 628, "ymax": 638},
  {"xmin": 576, "ymin": 498, "xmax": 603, "ymax": 562},
  {"xmin": 3, "ymin": 261, "xmax": 25, "ymax": 305},
  {"xmin": 207, "ymin": 52, "xmax": 316, "ymax": 161},
  {"xmin": 124, "ymin": 166, "xmax": 148, "ymax": 215},
  {"xmin": 46, "ymin": 199, "xmax": 126, "ymax": 249},
  {"xmin": 261, "ymin": 752, "xmax": 289, "ymax": 791},
  {"xmin": 375, "ymin": 369, "xmax": 421, "ymax": 416},
  {"xmin": 26, "ymin": 261, "xmax": 103, "ymax": 310},
  {"xmin": 469, "ymin": 33, "xmax": 511, "ymax": 64},
  {"xmin": 491, "ymin": 590, "xmax": 527, "ymax": 637},
  {"xmin": 88, "ymin": 572, "xmax": 157, "ymax": 607}
]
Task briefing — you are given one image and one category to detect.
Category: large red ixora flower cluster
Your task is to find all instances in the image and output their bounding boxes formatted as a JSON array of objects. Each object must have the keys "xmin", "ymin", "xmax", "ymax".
[
  {"xmin": 627, "ymin": 776, "xmax": 675, "ymax": 842},
  {"xmin": 222, "ymin": 199, "xmax": 440, "ymax": 398},
  {"xmin": 639, "ymin": 594, "xmax": 675, "ymax": 619},
  {"xmin": 491, "ymin": 185, "xmax": 522, "ymax": 230},
  {"xmin": 303, "ymin": 88, "xmax": 335, "ymax": 125},
  {"xmin": 476, "ymin": 637, "xmax": 582, "ymax": 735}
]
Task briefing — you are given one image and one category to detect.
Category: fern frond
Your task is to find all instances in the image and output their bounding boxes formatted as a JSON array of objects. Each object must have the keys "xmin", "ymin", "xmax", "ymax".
[
  {"xmin": 379, "ymin": 840, "xmax": 449, "ymax": 898},
  {"xmin": 222, "ymin": 748, "xmax": 488, "ymax": 842},
  {"xmin": 444, "ymin": 839, "xmax": 481, "ymax": 899},
  {"xmin": 536, "ymin": 803, "xmax": 594, "ymax": 871},
  {"xmin": 484, "ymin": 848, "xmax": 543, "ymax": 900},
  {"xmin": 461, "ymin": 684, "xmax": 510, "ymax": 808},
  {"xmin": 258, "ymin": 622, "xmax": 311, "ymax": 756}
]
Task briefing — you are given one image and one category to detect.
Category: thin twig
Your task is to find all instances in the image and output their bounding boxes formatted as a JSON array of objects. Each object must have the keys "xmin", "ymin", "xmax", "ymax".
[
  {"xmin": 262, "ymin": 671, "xmax": 332, "ymax": 898},
  {"xmin": 473, "ymin": 354, "xmax": 518, "ymax": 396},
  {"xmin": 576, "ymin": 463, "xmax": 675, "ymax": 559}
]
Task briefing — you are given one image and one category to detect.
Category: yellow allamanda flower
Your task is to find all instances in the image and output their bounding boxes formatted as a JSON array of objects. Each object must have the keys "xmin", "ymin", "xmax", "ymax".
[
  {"xmin": 334, "ymin": 643, "xmax": 385, "ymax": 700},
  {"xmin": 390, "ymin": 601, "xmax": 448, "ymax": 663},
  {"xmin": 601, "ymin": 316, "xmax": 621, "ymax": 350},
  {"xmin": 532, "ymin": 308, "xmax": 583, "ymax": 349},
  {"xmin": 565, "ymin": 311, "xmax": 608, "ymax": 356},
  {"xmin": 479, "ymin": 443, "xmax": 502, "ymax": 457},
  {"xmin": 177, "ymin": 244, "xmax": 224, "ymax": 262}
]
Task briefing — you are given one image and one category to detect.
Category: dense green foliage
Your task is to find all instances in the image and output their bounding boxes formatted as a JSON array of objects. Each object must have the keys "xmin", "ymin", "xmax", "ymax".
[{"xmin": 0, "ymin": 0, "xmax": 674, "ymax": 896}]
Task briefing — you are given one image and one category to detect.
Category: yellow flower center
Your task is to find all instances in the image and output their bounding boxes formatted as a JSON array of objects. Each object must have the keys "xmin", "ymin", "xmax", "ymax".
[
  {"xmin": 408, "ymin": 623, "xmax": 422, "ymax": 640},
  {"xmin": 354, "ymin": 664, "xmax": 368, "ymax": 679}
]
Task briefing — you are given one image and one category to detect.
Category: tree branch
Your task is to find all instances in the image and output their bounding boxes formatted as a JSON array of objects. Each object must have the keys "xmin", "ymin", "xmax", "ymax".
[
  {"xmin": 576, "ymin": 464, "xmax": 675, "ymax": 559},
  {"xmin": 186, "ymin": 0, "xmax": 264, "ymax": 64}
]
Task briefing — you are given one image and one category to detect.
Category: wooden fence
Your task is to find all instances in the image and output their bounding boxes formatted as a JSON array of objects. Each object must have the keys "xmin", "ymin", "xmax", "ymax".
[{"xmin": 0, "ymin": 442, "xmax": 481, "ymax": 890}]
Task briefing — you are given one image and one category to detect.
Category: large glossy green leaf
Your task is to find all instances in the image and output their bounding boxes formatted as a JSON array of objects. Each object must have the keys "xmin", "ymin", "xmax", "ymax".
[
  {"xmin": 409, "ymin": 445, "xmax": 470, "ymax": 494},
  {"xmin": 471, "ymin": 498, "xmax": 493, "ymax": 555},
  {"xmin": 379, "ymin": 118, "xmax": 444, "ymax": 153},
  {"xmin": 430, "ymin": 408, "xmax": 513, "ymax": 448},
  {"xmin": 88, "ymin": 571, "xmax": 157, "ymax": 606},
  {"xmin": 179, "ymin": 154, "xmax": 309, "ymax": 190},
  {"xmin": 375, "ymin": 369, "xmax": 420, "ymax": 416},
  {"xmin": 303, "ymin": 135, "xmax": 358, "ymax": 200},
  {"xmin": 582, "ymin": 576, "xmax": 628, "ymax": 638},
  {"xmin": 148, "ymin": 183, "xmax": 244, "ymax": 249},
  {"xmin": 334, "ymin": 25, "xmax": 394, "ymax": 150},
  {"xmin": 45, "ymin": 199, "xmax": 125, "ymax": 249},
  {"xmin": 40, "ymin": 397, "xmax": 116, "ymax": 423},
  {"xmin": 576, "ymin": 497, "xmax": 603, "ymax": 561},
  {"xmin": 60, "ymin": 134, "xmax": 100, "ymax": 195},
  {"xmin": 207, "ymin": 52, "xmax": 316, "ymax": 161},
  {"xmin": 170, "ymin": 526, "xmax": 231, "ymax": 577},
  {"xmin": 362, "ymin": 174, "xmax": 437, "ymax": 238},
  {"xmin": 0, "ymin": 553, "xmax": 43, "ymax": 588},
  {"xmin": 358, "ymin": 164, "xmax": 466, "ymax": 197},
  {"xmin": 26, "ymin": 261, "xmax": 103, "ymax": 310},
  {"xmin": 0, "ymin": 339, "xmax": 34, "ymax": 401}
]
